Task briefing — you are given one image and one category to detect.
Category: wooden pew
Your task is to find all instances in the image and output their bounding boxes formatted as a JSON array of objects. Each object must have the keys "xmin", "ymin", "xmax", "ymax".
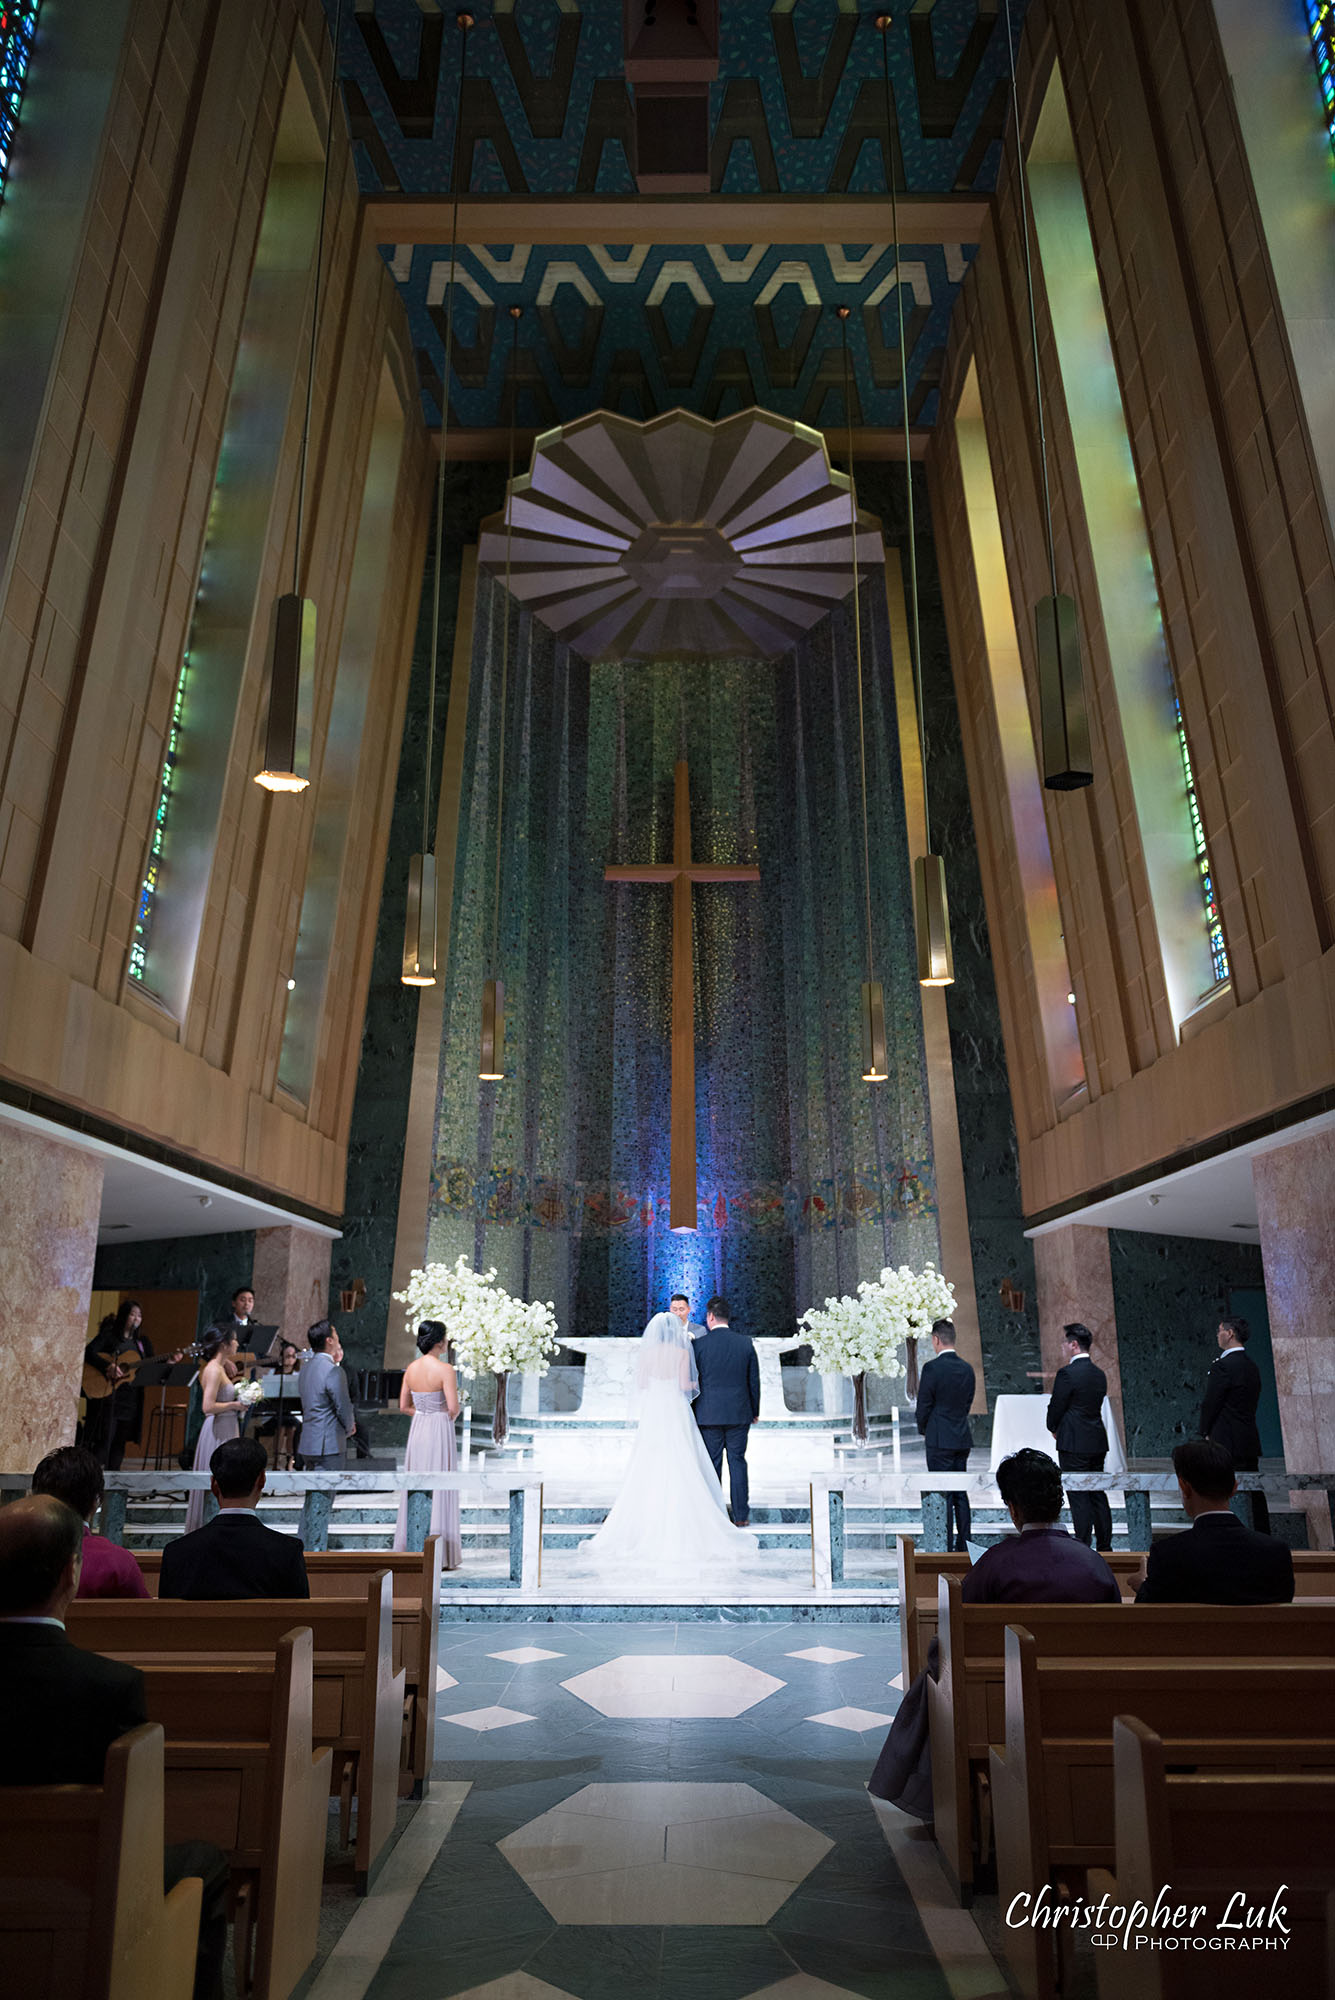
[
  {"xmin": 928, "ymin": 1578, "xmax": 1335, "ymax": 1902},
  {"xmin": 67, "ymin": 1577, "xmax": 404, "ymax": 1891},
  {"xmin": 135, "ymin": 1539, "xmax": 442, "ymax": 1798},
  {"xmin": 0, "ymin": 1723, "xmax": 201, "ymax": 2000},
  {"xmin": 1092, "ymin": 1717, "xmax": 1335, "ymax": 1999},
  {"xmin": 991, "ymin": 1627, "xmax": 1335, "ymax": 2000},
  {"xmin": 896, "ymin": 1538, "xmax": 1146, "ymax": 1682},
  {"xmin": 1291, "ymin": 1549, "xmax": 1335, "ymax": 1596},
  {"xmin": 138, "ymin": 1628, "xmax": 331, "ymax": 2000}
]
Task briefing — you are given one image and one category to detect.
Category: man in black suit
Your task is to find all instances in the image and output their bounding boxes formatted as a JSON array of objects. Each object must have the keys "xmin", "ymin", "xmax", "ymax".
[
  {"xmin": 915, "ymin": 1319, "xmax": 975, "ymax": 1551},
  {"xmin": 692, "ymin": 1296, "xmax": 761, "ymax": 1527},
  {"xmin": 0, "ymin": 1496, "xmax": 228, "ymax": 1999},
  {"xmin": 1200, "ymin": 1315, "xmax": 1269, "ymax": 1533},
  {"xmin": 1046, "ymin": 1322, "xmax": 1113, "ymax": 1551},
  {"xmin": 160, "ymin": 1437, "xmax": 309, "ymax": 1600},
  {"xmin": 1135, "ymin": 1438, "xmax": 1293, "ymax": 1605}
]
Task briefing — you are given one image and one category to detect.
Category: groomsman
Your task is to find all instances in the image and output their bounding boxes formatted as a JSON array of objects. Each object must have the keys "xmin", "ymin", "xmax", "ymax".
[
  {"xmin": 1046, "ymin": 1323, "xmax": 1112, "ymax": 1551},
  {"xmin": 915, "ymin": 1320, "xmax": 975, "ymax": 1551},
  {"xmin": 1200, "ymin": 1316, "xmax": 1269, "ymax": 1533}
]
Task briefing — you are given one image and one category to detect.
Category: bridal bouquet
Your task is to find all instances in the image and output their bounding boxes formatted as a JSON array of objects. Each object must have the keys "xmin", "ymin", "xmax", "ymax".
[
  {"xmin": 394, "ymin": 1256, "xmax": 560, "ymax": 1381},
  {"xmin": 233, "ymin": 1378, "xmax": 266, "ymax": 1408}
]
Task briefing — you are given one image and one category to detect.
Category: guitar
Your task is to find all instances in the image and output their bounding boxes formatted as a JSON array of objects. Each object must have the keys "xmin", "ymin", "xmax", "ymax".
[{"xmin": 81, "ymin": 1339, "xmax": 195, "ymax": 1401}]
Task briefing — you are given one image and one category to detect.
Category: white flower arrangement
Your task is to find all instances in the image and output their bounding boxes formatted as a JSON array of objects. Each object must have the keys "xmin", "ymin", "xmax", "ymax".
[
  {"xmin": 799, "ymin": 1262, "xmax": 956, "ymax": 1380},
  {"xmin": 393, "ymin": 1256, "xmax": 560, "ymax": 1381},
  {"xmin": 233, "ymin": 1378, "xmax": 266, "ymax": 1407}
]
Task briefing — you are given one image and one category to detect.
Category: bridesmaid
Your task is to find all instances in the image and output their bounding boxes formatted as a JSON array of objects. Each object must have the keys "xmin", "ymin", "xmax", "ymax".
[
  {"xmin": 183, "ymin": 1330, "xmax": 241, "ymax": 1533},
  {"xmin": 393, "ymin": 1322, "xmax": 462, "ymax": 1567}
]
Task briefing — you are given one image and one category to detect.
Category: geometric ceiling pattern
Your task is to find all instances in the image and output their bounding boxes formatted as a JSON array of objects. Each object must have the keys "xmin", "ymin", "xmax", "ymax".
[
  {"xmin": 385, "ymin": 239, "xmax": 973, "ymax": 430},
  {"xmin": 477, "ymin": 407, "xmax": 886, "ymax": 659},
  {"xmin": 334, "ymin": 0, "xmax": 1029, "ymax": 430},
  {"xmin": 338, "ymin": 0, "xmax": 1021, "ymax": 197}
]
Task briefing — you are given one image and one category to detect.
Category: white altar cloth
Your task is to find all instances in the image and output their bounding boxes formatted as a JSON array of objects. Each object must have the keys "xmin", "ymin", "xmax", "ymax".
[
  {"xmin": 560, "ymin": 1335, "xmax": 804, "ymax": 1423},
  {"xmin": 988, "ymin": 1391, "xmax": 1126, "ymax": 1476}
]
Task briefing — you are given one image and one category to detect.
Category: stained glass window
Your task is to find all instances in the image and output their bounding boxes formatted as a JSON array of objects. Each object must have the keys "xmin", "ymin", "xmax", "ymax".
[
  {"xmin": 1305, "ymin": 1, "xmax": 1335, "ymax": 159},
  {"xmin": 1173, "ymin": 695, "xmax": 1230, "ymax": 988},
  {"xmin": 129, "ymin": 645, "xmax": 191, "ymax": 987},
  {"xmin": 0, "ymin": 0, "xmax": 41, "ymax": 208}
]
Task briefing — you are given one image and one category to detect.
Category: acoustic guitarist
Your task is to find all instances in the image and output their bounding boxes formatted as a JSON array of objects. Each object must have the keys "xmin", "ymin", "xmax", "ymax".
[{"xmin": 81, "ymin": 1301, "xmax": 183, "ymax": 1468}]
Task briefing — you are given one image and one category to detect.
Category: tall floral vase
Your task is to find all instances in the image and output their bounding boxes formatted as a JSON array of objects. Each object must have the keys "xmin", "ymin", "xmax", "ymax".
[
  {"xmin": 905, "ymin": 1340, "xmax": 920, "ymax": 1400},
  {"xmin": 492, "ymin": 1371, "xmax": 509, "ymax": 1449},
  {"xmin": 851, "ymin": 1371, "xmax": 870, "ymax": 1446}
]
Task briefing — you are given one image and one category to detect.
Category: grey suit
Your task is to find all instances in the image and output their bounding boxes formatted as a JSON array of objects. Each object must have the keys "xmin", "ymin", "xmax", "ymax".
[{"xmin": 299, "ymin": 1352, "xmax": 354, "ymax": 1465}]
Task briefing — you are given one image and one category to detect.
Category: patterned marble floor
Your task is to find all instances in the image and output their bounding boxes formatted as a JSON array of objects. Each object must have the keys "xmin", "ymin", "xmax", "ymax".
[{"xmin": 303, "ymin": 1621, "xmax": 1007, "ymax": 2000}]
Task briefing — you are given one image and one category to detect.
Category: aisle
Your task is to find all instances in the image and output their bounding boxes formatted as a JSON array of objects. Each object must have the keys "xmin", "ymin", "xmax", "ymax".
[{"xmin": 309, "ymin": 1620, "xmax": 1006, "ymax": 2000}]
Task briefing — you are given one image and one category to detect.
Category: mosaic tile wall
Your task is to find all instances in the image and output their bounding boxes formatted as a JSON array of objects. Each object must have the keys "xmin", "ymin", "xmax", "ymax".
[
  {"xmin": 92, "ymin": 1231, "xmax": 256, "ymax": 1341},
  {"xmin": 1108, "ymin": 1226, "xmax": 1281, "ymax": 1457},
  {"xmin": 427, "ymin": 572, "xmax": 939, "ymax": 1340}
]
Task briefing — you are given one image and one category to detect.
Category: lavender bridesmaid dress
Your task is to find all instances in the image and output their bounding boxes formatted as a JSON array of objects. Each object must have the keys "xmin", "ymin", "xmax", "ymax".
[{"xmin": 393, "ymin": 1389, "xmax": 461, "ymax": 1567}]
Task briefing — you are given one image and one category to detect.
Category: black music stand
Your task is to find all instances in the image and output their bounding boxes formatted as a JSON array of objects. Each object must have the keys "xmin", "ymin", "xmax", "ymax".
[{"xmin": 138, "ymin": 1357, "xmax": 197, "ymax": 1470}]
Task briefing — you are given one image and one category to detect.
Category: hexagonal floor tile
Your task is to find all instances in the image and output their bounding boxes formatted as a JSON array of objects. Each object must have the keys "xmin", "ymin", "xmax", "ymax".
[
  {"xmin": 786, "ymin": 1646, "xmax": 863, "ymax": 1665},
  {"xmin": 498, "ymin": 1781, "xmax": 833, "ymax": 1926},
  {"xmin": 452, "ymin": 1979, "xmax": 579, "ymax": 2000},
  {"xmin": 804, "ymin": 1705, "xmax": 893, "ymax": 1732},
  {"xmin": 561, "ymin": 1653, "xmax": 785, "ymax": 1718},
  {"xmin": 489, "ymin": 1646, "xmax": 565, "ymax": 1664}
]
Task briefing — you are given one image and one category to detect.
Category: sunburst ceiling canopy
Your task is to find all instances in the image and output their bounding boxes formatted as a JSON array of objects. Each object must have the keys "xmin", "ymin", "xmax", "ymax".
[{"xmin": 477, "ymin": 406, "xmax": 883, "ymax": 661}]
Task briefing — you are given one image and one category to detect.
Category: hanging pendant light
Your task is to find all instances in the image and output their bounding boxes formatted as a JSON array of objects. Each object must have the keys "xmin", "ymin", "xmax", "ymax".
[
  {"xmin": 478, "ymin": 305, "xmax": 522, "ymax": 1080},
  {"xmin": 1001, "ymin": 0, "xmax": 1093, "ymax": 792},
  {"xmin": 402, "ymin": 854, "xmax": 437, "ymax": 986},
  {"xmin": 915, "ymin": 853, "xmax": 954, "ymax": 985},
  {"xmin": 401, "ymin": 11, "xmax": 474, "ymax": 987},
  {"xmin": 878, "ymin": 13, "xmax": 954, "ymax": 988},
  {"xmin": 836, "ymin": 308, "xmax": 890, "ymax": 1083},
  {"xmin": 254, "ymin": 0, "xmax": 347, "ymax": 792}
]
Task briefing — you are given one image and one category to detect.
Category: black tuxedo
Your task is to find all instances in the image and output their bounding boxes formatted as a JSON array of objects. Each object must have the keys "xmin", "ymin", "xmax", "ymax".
[
  {"xmin": 693, "ymin": 1325, "xmax": 761, "ymax": 1525},
  {"xmin": 1047, "ymin": 1357, "xmax": 1113, "ymax": 1550},
  {"xmin": 159, "ymin": 1510, "xmax": 309, "ymax": 1600},
  {"xmin": 1134, "ymin": 1510, "xmax": 1294, "ymax": 1605},
  {"xmin": 916, "ymin": 1349, "xmax": 975, "ymax": 1550},
  {"xmin": 1200, "ymin": 1346, "xmax": 1268, "ymax": 1530},
  {"xmin": 1200, "ymin": 1349, "xmax": 1263, "ymax": 1459},
  {"xmin": 0, "ymin": 1620, "xmax": 147, "ymax": 1785}
]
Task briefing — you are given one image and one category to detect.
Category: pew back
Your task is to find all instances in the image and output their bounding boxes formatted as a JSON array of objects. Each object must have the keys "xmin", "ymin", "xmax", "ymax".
[
  {"xmin": 929, "ymin": 1579, "xmax": 1335, "ymax": 1902},
  {"xmin": 1094, "ymin": 1717, "xmax": 1335, "ymax": 1999},
  {"xmin": 992, "ymin": 1627, "xmax": 1335, "ymax": 2000},
  {"xmin": 0, "ymin": 1724, "xmax": 201, "ymax": 2000},
  {"xmin": 138, "ymin": 1628, "xmax": 331, "ymax": 2000},
  {"xmin": 67, "ymin": 1578, "xmax": 403, "ymax": 1892}
]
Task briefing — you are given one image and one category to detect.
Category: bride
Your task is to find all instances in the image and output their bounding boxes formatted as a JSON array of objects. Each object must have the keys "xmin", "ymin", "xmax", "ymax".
[{"xmin": 576, "ymin": 1311, "xmax": 750, "ymax": 1578}]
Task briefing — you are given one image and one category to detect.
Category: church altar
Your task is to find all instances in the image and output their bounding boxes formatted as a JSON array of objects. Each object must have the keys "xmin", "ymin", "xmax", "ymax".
[{"xmin": 557, "ymin": 1335, "xmax": 807, "ymax": 1424}]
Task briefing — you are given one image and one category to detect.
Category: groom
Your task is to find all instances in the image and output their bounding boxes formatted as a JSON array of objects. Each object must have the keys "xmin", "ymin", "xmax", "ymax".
[{"xmin": 692, "ymin": 1295, "xmax": 761, "ymax": 1527}]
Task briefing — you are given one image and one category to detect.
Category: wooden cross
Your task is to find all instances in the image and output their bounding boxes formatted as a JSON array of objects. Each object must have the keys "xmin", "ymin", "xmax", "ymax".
[{"xmin": 605, "ymin": 760, "xmax": 760, "ymax": 1231}]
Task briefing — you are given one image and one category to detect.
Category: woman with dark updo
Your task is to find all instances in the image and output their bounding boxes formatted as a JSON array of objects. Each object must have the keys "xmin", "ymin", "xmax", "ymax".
[
  {"xmin": 393, "ymin": 1322, "xmax": 462, "ymax": 1566},
  {"xmin": 184, "ymin": 1330, "xmax": 241, "ymax": 1533}
]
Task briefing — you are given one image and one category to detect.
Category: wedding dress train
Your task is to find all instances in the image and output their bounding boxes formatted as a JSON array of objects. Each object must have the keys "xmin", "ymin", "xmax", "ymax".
[{"xmin": 573, "ymin": 1313, "xmax": 758, "ymax": 1585}]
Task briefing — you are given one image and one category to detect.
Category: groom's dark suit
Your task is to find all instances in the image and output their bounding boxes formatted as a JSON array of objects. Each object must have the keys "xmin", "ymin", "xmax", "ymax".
[{"xmin": 693, "ymin": 1323, "xmax": 761, "ymax": 1525}]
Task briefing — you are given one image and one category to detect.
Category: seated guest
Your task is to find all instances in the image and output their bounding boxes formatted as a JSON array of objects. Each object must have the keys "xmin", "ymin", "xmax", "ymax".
[
  {"xmin": 0, "ymin": 1497, "xmax": 230, "ymax": 2000},
  {"xmin": 160, "ymin": 1437, "xmax": 309, "ymax": 1600},
  {"xmin": 1135, "ymin": 1438, "xmax": 1294, "ymax": 1605},
  {"xmin": 870, "ymin": 1450, "xmax": 1118, "ymax": 1821},
  {"xmin": 963, "ymin": 1448, "xmax": 1120, "ymax": 1604},
  {"xmin": 30, "ymin": 1444, "xmax": 149, "ymax": 1599}
]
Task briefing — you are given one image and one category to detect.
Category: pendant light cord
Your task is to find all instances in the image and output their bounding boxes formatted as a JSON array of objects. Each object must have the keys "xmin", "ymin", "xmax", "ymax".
[
  {"xmin": 491, "ymin": 307, "xmax": 521, "ymax": 972},
  {"xmin": 838, "ymin": 311, "xmax": 876, "ymax": 990},
  {"xmin": 1001, "ymin": 0, "xmax": 1060, "ymax": 603},
  {"xmin": 292, "ymin": 0, "xmax": 347, "ymax": 600},
  {"xmin": 423, "ymin": 11, "xmax": 473, "ymax": 855},
  {"xmin": 878, "ymin": 14, "xmax": 932, "ymax": 856}
]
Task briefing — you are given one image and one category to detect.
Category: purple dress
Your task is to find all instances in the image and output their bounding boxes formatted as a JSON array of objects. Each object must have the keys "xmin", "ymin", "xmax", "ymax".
[
  {"xmin": 394, "ymin": 1389, "xmax": 461, "ymax": 1568},
  {"xmin": 184, "ymin": 1376, "xmax": 240, "ymax": 1533}
]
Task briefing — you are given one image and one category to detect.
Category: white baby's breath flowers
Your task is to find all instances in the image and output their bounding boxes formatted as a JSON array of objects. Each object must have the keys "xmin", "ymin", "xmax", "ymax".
[{"xmin": 393, "ymin": 1256, "xmax": 560, "ymax": 1380}]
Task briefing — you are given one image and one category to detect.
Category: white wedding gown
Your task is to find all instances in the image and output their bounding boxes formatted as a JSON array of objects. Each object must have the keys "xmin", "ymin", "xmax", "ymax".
[{"xmin": 574, "ymin": 1315, "xmax": 756, "ymax": 1584}]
